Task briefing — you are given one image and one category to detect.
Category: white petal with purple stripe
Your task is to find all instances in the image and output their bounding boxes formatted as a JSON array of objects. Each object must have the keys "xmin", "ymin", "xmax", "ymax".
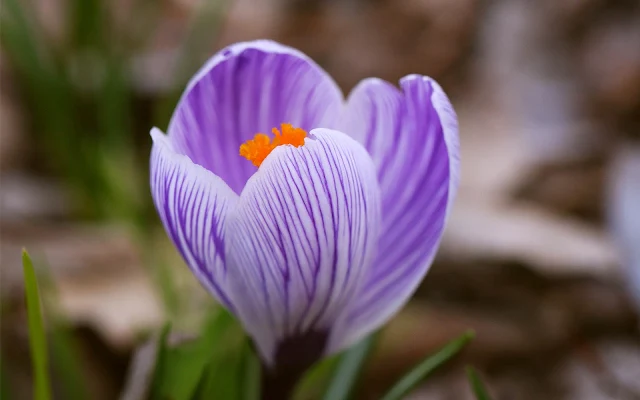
[
  {"xmin": 224, "ymin": 129, "xmax": 381, "ymax": 364},
  {"xmin": 335, "ymin": 75, "xmax": 460, "ymax": 350},
  {"xmin": 150, "ymin": 128, "xmax": 239, "ymax": 309}
]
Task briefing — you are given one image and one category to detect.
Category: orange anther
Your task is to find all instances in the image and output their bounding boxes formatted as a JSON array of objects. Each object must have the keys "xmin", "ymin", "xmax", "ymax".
[{"xmin": 240, "ymin": 123, "xmax": 307, "ymax": 167}]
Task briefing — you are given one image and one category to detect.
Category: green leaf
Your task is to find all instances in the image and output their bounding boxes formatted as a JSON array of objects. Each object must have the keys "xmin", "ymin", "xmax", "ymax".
[
  {"xmin": 22, "ymin": 249, "xmax": 52, "ymax": 400},
  {"xmin": 195, "ymin": 347, "xmax": 241, "ymax": 400},
  {"xmin": 293, "ymin": 355, "xmax": 340, "ymax": 400},
  {"xmin": 322, "ymin": 334, "xmax": 377, "ymax": 400},
  {"xmin": 240, "ymin": 340, "xmax": 261, "ymax": 400},
  {"xmin": 466, "ymin": 366, "xmax": 493, "ymax": 400},
  {"xmin": 193, "ymin": 313, "xmax": 251, "ymax": 400},
  {"xmin": 380, "ymin": 330, "xmax": 475, "ymax": 400},
  {"xmin": 36, "ymin": 257, "xmax": 89, "ymax": 400},
  {"xmin": 120, "ymin": 322, "xmax": 170, "ymax": 400},
  {"xmin": 49, "ymin": 306, "xmax": 89, "ymax": 400},
  {"xmin": 151, "ymin": 308, "xmax": 242, "ymax": 400}
]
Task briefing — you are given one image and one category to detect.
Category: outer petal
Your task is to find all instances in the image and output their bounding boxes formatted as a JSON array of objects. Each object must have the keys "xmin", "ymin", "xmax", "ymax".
[
  {"xmin": 150, "ymin": 128, "xmax": 239, "ymax": 308},
  {"xmin": 168, "ymin": 40, "xmax": 344, "ymax": 194},
  {"xmin": 337, "ymin": 75, "xmax": 459, "ymax": 349},
  {"xmin": 224, "ymin": 129, "xmax": 381, "ymax": 365}
]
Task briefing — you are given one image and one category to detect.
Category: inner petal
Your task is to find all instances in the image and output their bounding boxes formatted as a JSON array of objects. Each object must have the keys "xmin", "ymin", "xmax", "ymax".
[{"xmin": 167, "ymin": 41, "xmax": 343, "ymax": 195}]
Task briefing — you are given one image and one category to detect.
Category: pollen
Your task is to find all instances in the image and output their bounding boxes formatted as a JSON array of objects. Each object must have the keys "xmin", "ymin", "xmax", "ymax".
[{"xmin": 239, "ymin": 123, "xmax": 307, "ymax": 167}]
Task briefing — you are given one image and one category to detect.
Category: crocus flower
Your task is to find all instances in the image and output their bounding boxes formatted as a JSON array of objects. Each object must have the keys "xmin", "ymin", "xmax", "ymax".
[{"xmin": 150, "ymin": 40, "xmax": 459, "ymax": 378}]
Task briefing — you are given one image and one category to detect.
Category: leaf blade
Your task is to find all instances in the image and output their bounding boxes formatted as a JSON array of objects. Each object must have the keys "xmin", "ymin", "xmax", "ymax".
[
  {"xmin": 466, "ymin": 366, "xmax": 493, "ymax": 400},
  {"xmin": 380, "ymin": 330, "xmax": 475, "ymax": 400},
  {"xmin": 22, "ymin": 249, "xmax": 52, "ymax": 400},
  {"xmin": 322, "ymin": 333, "xmax": 377, "ymax": 400},
  {"xmin": 194, "ymin": 310, "xmax": 248, "ymax": 400},
  {"xmin": 36, "ymin": 257, "xmax": 89, "ymax": 400},
  {"xmin": 240, "ymin": 340, "xmax": 261, "ymax": 400},
  {"xmin": 152, "ymin": 308, "xmax": 241, "ymax": 400}
]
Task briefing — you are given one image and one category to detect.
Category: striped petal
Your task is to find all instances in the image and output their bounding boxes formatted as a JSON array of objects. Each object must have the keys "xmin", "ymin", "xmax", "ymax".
[
  {"xmin": 167, "ymin": 40, "xmax": 344, "ymax": 194},
  {"xmin": 224, "ymin": 129, "xmax": 381, "ymax": 365},
  {"xmin": 150, "ymin": 128, "xmax": 239, "ymax": 308},
  {"xmin": 337, "ymin": 75, "xmax": 460, "ymax": 349}
]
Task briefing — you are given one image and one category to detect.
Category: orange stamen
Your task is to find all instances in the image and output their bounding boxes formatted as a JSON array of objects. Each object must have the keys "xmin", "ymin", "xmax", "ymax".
[{"xmin": 239, "ymin": 123, "xmax": 307, "ymax": 167}]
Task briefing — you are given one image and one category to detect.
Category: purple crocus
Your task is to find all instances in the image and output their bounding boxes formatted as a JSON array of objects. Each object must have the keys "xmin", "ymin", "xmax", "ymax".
[{"xmin": 150, "ymin": 40, "xmax": 459, "ymax": 376}]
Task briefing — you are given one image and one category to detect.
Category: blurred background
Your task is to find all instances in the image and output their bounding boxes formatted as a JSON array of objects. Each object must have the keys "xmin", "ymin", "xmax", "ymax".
[{"xmin": 1, "ymin": 0, "xmax": 640, "ymax": 398}]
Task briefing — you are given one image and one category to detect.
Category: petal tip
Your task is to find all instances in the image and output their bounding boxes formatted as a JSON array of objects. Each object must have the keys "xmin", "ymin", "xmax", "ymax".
[
  {"xmin": 187, "ymin": 40, "xmax": 311, "ymax": 93},
  {"xmin": 150, "ymin": 127, "xmax": 173, "ymax": 150},
  {"xmin": 150, "ymin": 127, "xmax": 165, "ymax": 139},
  {"xmin": 347, "ymin": 77, "xmax": 400, "ymax": 101},
  {"xmin": 400, "ymin": 73, "xmax": 431, "ymax": 83},
  {"xmin": 362, "ymin": 77, "xmax": 386, "ymax": 85}
]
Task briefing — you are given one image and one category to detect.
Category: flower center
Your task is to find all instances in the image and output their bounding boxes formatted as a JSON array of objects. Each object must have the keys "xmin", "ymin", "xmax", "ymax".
[{"xmin": 239, "ymin": 123, "xmax": 307, "ymax": 167}]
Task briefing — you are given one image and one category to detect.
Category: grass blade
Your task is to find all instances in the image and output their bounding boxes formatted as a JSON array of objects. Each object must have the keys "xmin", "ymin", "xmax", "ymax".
[
  {"xmin": 35, "ymin": 257, "xmax": 89, "ymax": 400},
  {"xmin": 293, "ymin": 356, "xmax": 339, "ymax": 399},
  {"xmin": 119, "ymin": 322, "xmax": 170, "ymax": 400},
  {"xmin": 22, "ymin": 249, "xmax": 52, "ymax": 400},
  {"xmin": 152, "ymin": 309, "xmax": 241, "ymax": 400},
  {"xmin": 240, "ymin": 340, "xmax": 260, "ymax": 400},
  {"xmin": 380, "ymin": 330, "xmax": 475, "ymax": 400},
  {"xmin": 466, "ymin": 366, "xmax": 493, "ymax": 400},
  {"xmin": 322, "ymin": 333, "xmax": 377, "ymax": 400},
  {"xmin": 193, "ymin": 311, "xmax": 250, "ymax": 400}
]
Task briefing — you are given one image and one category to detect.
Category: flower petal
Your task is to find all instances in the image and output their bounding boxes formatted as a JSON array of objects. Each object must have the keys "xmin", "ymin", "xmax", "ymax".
[
  {"xmin": 150, "ymin": 128, "xmax": 239, "ymax": 308},
  {"xmin": 224, "ymin": 128, "xmax": 381, "ymax": 365},
  {"xmin": 337, "ymin": 75, "xmax": 460, "ymax": 349},
  {"xmin": 168, "ymin": 40, "xmax": 344, "ymax": 194}
]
